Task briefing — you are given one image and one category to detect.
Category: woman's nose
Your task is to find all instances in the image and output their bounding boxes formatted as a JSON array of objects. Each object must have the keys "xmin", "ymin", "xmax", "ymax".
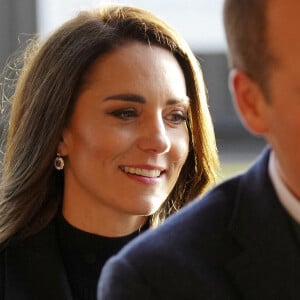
[{"xmin": 137, "ymin": 117, "xmax": 171, "ymax": 154}]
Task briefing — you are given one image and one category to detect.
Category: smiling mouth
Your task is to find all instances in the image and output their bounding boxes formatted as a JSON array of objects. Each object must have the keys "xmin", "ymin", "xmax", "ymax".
[{"xmin": 120, "ymin": 166, "xmax": 163, "ymax": 178}]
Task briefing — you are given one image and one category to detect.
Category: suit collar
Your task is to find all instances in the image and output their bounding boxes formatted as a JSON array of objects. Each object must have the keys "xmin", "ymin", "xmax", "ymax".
[
  {"xmin": 226, "ymin": 148, "xmax": 300, "ymax": 298},
  {"xmin": 4, "ymin": 219, "xmax": 73, "ymax": 300}
]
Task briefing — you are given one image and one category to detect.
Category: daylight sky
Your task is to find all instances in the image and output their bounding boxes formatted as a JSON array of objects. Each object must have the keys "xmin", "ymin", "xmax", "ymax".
[{"xmin": 37, "ymin": 0, "xmax": 227, "ymax": 53}]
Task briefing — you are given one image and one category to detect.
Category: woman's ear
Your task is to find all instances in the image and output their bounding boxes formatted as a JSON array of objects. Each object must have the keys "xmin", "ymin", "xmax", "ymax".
[
  {"xmin": 229, "ymin": 69, "xmax": 269, "ymax": 135},
  {"xmin": 57, "ymin": 128, "xmax": 70, "ymax": 156}
]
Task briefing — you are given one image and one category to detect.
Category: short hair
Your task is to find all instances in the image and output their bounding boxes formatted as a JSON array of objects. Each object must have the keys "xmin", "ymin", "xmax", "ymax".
[
  {"xmin": 0, "ymin": 5, "xmax": 219, "ymax": 243},
  {"xmin": 223, "ymin": 0, "xmax": 273, "ymax": 95}
]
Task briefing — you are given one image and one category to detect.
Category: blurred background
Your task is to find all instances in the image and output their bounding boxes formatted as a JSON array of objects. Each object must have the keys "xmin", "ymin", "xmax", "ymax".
[{"xmin": 0, "ymin": 0, "xmax": 266, "ymax": 181}]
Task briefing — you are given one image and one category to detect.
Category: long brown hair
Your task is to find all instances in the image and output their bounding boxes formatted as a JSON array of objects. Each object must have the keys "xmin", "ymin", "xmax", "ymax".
[{"xmin": 0, "ymin": 5, "xmax": 219, "ymax": 243}]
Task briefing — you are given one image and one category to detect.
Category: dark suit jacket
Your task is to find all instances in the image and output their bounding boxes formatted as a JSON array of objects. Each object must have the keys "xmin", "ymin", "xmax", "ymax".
[
  {"xmin": 0, "ymin": 220, "xmax": 73, "ymax": 300},
  {"xmin": 98, "ymin": 149, "xmax": 300, "ymax": 300}
]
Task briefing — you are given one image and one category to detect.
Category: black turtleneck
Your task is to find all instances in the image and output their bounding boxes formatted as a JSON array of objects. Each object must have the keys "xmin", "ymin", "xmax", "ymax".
[{"xmin": 56, "ymin": 215, "xmax": 145, "ymax": 300}]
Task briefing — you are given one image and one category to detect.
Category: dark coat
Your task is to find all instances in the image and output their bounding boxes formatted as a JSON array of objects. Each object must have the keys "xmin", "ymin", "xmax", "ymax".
[
  {"xmin": 98, "ymin": 149, "xmax": 300, "ymax": 300},
  {"xmin": 0, "ymin": 220, "xmax": 73, "ymax": 300}
]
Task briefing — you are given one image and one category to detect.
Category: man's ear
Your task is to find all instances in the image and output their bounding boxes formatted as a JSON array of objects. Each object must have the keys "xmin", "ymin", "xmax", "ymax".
[{"xmin": 229, "ymin": 69, "xmax": 269, "ymax": 135}]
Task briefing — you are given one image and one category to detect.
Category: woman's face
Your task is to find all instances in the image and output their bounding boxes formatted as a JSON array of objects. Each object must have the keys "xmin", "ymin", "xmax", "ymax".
[{"xmin": 60, "ymin": 41, "xmax": 190, "ymax": 234}]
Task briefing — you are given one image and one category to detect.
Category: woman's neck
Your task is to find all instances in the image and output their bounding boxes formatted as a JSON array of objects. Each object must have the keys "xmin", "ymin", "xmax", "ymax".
[{"xmin": 62, "ymin": 202, "xmax": 148, "ymax": 237}]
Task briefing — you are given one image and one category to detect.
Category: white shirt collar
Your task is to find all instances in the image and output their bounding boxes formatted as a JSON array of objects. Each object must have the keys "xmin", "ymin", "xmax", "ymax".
[{"xmin": 268, "ymin": 151, "xmax": 300, "ymax": 223}]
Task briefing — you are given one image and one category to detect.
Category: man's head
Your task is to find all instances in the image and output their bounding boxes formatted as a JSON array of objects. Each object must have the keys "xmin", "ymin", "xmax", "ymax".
[
  {"xmin": 224, "ymin": 0, "xmax": 300, "ymax": 198},
  {"xmin": 223, "ymin": 0, "xmax": 272, "ymax": 95}
]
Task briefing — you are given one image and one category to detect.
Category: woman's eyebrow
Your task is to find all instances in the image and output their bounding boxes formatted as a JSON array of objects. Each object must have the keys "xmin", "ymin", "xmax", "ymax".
[
  {"xmin": 104, "ymin": 93, "xmax": 146, "ymax": 103},
  {"xmin": 166, "ymin": 96, "xmax": 190, "ymax": 105}
]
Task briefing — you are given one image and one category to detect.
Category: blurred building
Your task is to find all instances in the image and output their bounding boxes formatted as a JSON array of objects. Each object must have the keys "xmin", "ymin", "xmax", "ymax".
[{"xmin": 0, "ymin": 0, "xmax": 36, "ymax": 71}]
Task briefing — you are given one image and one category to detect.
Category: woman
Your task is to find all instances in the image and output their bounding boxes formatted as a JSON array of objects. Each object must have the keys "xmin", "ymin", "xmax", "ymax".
[{"xmin": 0, "ymin": 4, "xmax": 219, "ymax": 300}]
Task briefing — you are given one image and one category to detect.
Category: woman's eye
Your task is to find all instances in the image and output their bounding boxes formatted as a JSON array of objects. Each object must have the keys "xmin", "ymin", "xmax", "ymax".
[
  {"xmin": 109, "ymin": 108, "xmax": 137, "ymax": 120},
  {"xmin": 165, "ymin": 111, "xmax": 187, "ymax": 125}
]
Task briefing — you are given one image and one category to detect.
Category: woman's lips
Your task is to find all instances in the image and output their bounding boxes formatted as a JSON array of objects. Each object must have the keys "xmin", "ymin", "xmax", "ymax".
[
  {"xmin": 119, "ymin": 165, "xmax": 166, "ymax": 184},
  {"xmin": 121, "ymin": 166, "xmax": 162, "ymax": 178}
]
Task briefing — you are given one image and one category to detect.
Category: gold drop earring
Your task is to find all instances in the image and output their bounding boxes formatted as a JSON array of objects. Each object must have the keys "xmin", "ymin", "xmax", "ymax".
[{"xmin": 54, "ymin": 153, "xmax": 64, "ymax": 170}]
